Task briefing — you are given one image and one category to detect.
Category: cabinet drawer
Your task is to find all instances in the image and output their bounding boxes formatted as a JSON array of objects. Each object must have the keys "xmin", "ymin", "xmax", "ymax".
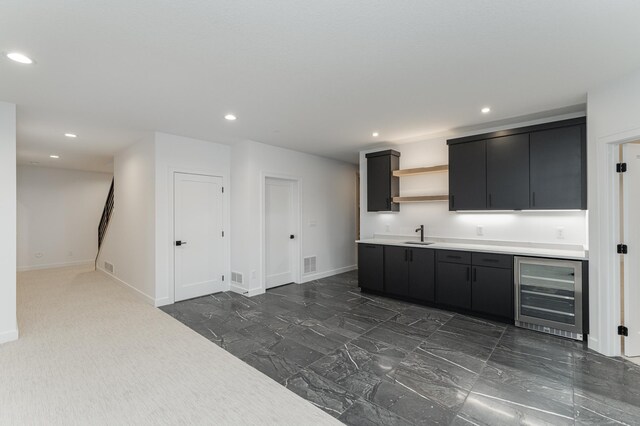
[
  {"xmin": 437, "ymin": 250, "xmax": 471, "ymax": 264},
  {"xmin": 472, "ymin": 253, "xmax": 513, "ymax": 269}
]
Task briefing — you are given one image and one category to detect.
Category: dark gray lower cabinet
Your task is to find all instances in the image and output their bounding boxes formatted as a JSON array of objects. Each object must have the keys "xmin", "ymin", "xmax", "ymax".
[
  {"xmin": 408, "ymin": 248, "xmax": 435, "ymax": 302},
  {"xmin": 358, "ymin": 244, "xmax": 383, "ymax": 292},
  {"xmin": 384, "ymin": 246, "xmax": 409, "ymax": 296},
  {"xmin": 358, "ymin": 244, "xmax": 515, "ymax": 322},
  {"xmin": 436, "ymin": 262, "xmax": 471, "ymax": 309},
  {"xmin": 384, "ymin": 246, "xmax": 435, "ymax": 301},
  {"xmin": 472, "ymin": 266, "xmax": 513, "ymax": 319}
]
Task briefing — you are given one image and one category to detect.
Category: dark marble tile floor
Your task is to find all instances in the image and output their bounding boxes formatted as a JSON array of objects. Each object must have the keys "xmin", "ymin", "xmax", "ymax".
[{"xmin": 161, "ymin": 271, "xmax": 640, "ymax": 425}]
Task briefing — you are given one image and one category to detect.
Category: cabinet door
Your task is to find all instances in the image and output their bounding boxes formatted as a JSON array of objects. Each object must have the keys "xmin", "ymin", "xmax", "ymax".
[
  {"xmin": 472, "ymin": 266, "xmax": 513, "ymax": 319},
  {"xmin": 449, "ymin": 141, "xmax": 486, "ymax": 210},
  {"xmin": 358, "ymin": 244, "xmax": 384, "ymax": 292},
  {"xmin": 530, "ymin": 125, "xmax": 585, "ymax": 209},
  {"xmin": 486, "ymin": 134, "xmax": 530, "ymax": 210},
  {"xmin": 436, "ymin": 262, "xmax": 471, "ymax": 309},
  {"xmin": 408, "ymin": 248, "xmax": 435, "ymax": 302},
  {"xmin": 384, "ymin": 246, "xmax": 409, "ymax": 297},
  {"xmin": 367, "ymin": 156, "xmax": 391, "ymax": 212}
]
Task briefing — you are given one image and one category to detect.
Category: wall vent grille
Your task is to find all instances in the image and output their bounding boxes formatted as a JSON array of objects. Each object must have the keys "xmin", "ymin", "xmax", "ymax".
[
  {"xmin": 304, "ymin": 256, "xmax": 317, "ymax": 274},
  {"xmin": 104, "ymin": 262, "xmax": 114, "ymax": 274},
  {"xmin": 231, "ymin": 271, "xmax": 243, "ymax": 284}
]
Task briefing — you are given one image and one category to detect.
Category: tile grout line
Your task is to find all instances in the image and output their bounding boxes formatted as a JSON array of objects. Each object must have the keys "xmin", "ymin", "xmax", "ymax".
[{"xmin": 448, "ymin": 320, "xmax": 508, "ymax": 423}]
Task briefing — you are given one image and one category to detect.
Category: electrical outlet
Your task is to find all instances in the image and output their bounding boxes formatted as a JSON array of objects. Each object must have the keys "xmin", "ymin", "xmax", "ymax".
[
  {"xmin": 35, "ymin": 252, "xmax": 43, "ymax": 259},
  {"xmin": 556, "ymin": 227, "xmax": 565, "ymax": 239},
  {"xmin": 476, "ymin": 225, "xmax": 484, "ymax": 236}
]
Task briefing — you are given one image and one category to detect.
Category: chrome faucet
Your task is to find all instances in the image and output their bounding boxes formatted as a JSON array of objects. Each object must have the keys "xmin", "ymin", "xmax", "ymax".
[{"xmin": 416, "ymin": 225, "xmax": 424, "ymax": 242}]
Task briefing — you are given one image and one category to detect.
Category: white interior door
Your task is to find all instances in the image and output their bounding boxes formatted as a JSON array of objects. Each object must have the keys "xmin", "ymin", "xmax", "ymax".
[
  {"xmin": 624, "ymin": 143, "xmax": 640, "ymax": 356},
  {"xmin": 265, "ymin": 177, "xmax": 297, "ymax": 289},
  {"xmin": 174, "ymin": 173, "xmax": 225, "ymax": 302}
]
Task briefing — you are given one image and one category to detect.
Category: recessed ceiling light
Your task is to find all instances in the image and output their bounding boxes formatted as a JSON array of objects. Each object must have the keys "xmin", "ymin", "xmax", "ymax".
[
  {"xmin": 49, "ymin": 155, "xmax": 60, "ymax": 159},
  {"xmin": 481, "ymin": 107, "xmax": 491, "ymax": 114},
  {"xmin": 6, "ymin": 52, "xmax": 33, "ymax": 64},
  {"xmin": 64, "ymin": 133, "xmax": 77, "ymax": 138},
  {"xmin": 372, "ymin": 132, "xmax": 379, "ymax": 137},
  {"xmin": 224, "ymin": 114, "xmax": 237, "ymax": 121}
]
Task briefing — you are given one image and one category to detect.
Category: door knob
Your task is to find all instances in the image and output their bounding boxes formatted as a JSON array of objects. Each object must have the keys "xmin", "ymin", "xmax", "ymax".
[
  {"xmin": 175, "ymin": 240, "xmax": 187, "ymax": 246},
  {"xmin": 290, "ymin": 235, "xmax": 295, "ymax": 239}
]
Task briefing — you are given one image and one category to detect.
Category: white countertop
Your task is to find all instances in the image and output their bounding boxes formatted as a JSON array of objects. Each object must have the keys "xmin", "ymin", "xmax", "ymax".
[{"xmin": 356, "ymin": 238, "xmax": 588, "ymax": 260}]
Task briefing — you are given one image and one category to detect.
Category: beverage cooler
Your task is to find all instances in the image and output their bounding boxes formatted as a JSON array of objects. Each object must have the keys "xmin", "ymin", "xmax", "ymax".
[{"xmin": 514, "ymin": 256, "xmax": 586, "ymax": 341}]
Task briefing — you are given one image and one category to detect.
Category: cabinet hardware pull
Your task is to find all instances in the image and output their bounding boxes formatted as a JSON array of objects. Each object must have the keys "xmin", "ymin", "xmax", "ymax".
[
  {"xmin": 404, "ymin": 249, "xmax": 408, "ymax": 261},
  {"xmin": 450, "ymin": 194, "xmax": 455, "ymax": 209}
]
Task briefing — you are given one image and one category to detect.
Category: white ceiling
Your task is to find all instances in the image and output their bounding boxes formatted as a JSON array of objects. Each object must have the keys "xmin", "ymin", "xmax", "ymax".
[{"xmin": 2, "ymin": 1, "xmax": 640, "ymax": 172}]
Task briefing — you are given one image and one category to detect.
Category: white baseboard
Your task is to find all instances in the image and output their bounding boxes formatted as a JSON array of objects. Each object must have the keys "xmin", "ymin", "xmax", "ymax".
[
  {"xmin": 246, "ymin": 288, "xmax": 266, "ymax": 297},
  {"xmin": 240, "ymin": 266, "xmax": 357, "ymax": 297},
  {"xmin": 97, "ymin": 267, "xmax": 155, "ymax": 306},
  {"xmin": 17, "ymin": 259, "xmax": 95, "ymax": 272},
  {"xmin": 300, "ymin": 264, "xmax": 357, "ymax": 283},
  {"xmin": 154, "ymin": 297, "xmax": 171, "ymax": 308},
  {"xmin": 229, "ymin": 283, "xmax": 249, "ymax": 295},
  {"xmin": 0, "ymin": 328, "xmax": 19, "ymax": 345}
]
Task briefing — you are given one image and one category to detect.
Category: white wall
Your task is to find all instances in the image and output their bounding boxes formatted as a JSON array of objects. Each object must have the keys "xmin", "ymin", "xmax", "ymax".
[
  {"xmin": 154, "ymin": 132, "xmax": 231, "ymax": 306},
  {"xmin": 360, "ymin": 116, "xmax": 588, "ymax": 249},
  {"xmin": 0, "ymin": 102, "xmax": 17, "ymax": 344},
  {"xmin": 17, "ymin": 166, "xmax": 113, "ymax": 271},
  {"xmin": 231, "ymin": 140, "xmax": 358, "ymax": 295},
  {"xmin": 586, "ymin": 68, "xmax": 640, "ymax": 356},
  {"xmin": 97, "ymin": 135, "xmax": 156, "ymax": 303}
]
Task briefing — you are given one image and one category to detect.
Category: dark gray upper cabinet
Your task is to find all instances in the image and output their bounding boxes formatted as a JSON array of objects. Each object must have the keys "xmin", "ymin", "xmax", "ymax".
[
  {"xmin": 447, "ymin": 117, "xmax": 586, "ymax": 211},
  {"xmin": 448, "ymin": 140, "xmax": 486, "ymax": 210},
  {"xmin": 530, "ymin": 125, "xmax": 586, "ymax": 209},
  {"xmin": 486, "ymin": 134, "xmax": 530, "ymax": 210},
  {"xmin": 366, "ymin": 150, "xmax": 400, "ymax": 212}
]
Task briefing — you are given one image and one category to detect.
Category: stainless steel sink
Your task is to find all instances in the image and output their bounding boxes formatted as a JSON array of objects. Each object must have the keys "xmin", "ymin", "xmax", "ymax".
[{"xmin": 403, "ymin": 241, "xmax": 435, "ymax": 245}]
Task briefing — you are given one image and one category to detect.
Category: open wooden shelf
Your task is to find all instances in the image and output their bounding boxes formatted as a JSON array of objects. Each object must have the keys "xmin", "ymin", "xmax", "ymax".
[
  {"xmin": 393, "ymin": 165, "xmax": 448, "ymax": 177},
  {"xmin": 393, "ymin": 195, "xmax": 449, "ymax": 203}
]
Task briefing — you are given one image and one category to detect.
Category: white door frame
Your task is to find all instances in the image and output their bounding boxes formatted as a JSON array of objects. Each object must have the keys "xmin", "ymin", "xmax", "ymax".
[
  {"xmin": 591, "ymin": 130, "xmax": 640, "ymax": 356},
  {"xmin": 260, "ymin": 172, "xmax": 302, "ymax": 292},
  {"xmin": 622, "ymin": 142, "xmax": 640, "ymax": 356},
  {"xmin": 166, "ymin": 167, "xmax": 230, "ymax": 305}
]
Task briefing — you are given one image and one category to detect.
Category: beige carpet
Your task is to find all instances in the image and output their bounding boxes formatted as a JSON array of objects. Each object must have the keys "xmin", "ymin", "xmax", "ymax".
[{"xmin": 0, "ymin": 266, "xmax": 339, "ymax": 425}]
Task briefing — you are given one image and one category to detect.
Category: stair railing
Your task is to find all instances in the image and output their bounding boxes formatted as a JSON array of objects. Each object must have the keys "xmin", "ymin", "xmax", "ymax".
[{"xmin": 95, "ymin": 178, "xmax": 114, "ymax": 269}]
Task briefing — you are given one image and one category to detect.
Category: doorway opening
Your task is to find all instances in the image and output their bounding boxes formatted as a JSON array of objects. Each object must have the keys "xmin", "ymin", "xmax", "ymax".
[{"xmin": 263, "ymin": 176, "xmax": 300, "ymax": 290}]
